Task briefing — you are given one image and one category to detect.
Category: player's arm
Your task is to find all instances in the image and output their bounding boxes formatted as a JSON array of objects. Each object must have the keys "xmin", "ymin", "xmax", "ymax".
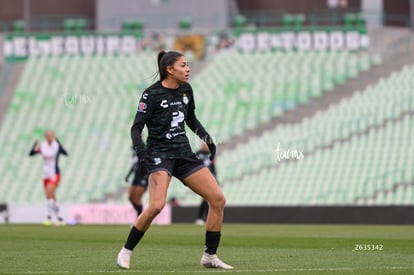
[
  {"xmin": 186, "ymin": 96, "xmax": 212, "ymax": 142},
  {"xmin": 56, "ymin": 138, "xmax": 68, "ymax": 156},
  {"xmin": 131, "ymin": 113, "xmax": 146, "ymax": 155},
  {"xmin": 28, "ymin": 140, "xmax": 40, "ymax": 156},
  {"xmin": 131, "ymin": 90, "xmax": 153, "ymax": 175},
  {"xmin": 124, "ymin": 163, "xmax": 136, "ymax": 182},
  {"xmin": 131, "ymin": 91, "xmax": 152, "ymax": 155},
  {"xmin": 186, "ymin": 94, "xmax": 216, "ymax": 159}
]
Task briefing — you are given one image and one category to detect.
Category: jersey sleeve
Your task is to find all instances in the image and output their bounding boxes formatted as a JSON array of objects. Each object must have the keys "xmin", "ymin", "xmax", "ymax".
[
  {"xmin": 28, "ymin": 142, "xmax": 40, "ymax": 156},
  {"xmin": 131, "ymin": 89, "xmax": 153, "ymax": 154},
  {"xmin": 57, "ymin": 139, "xmax": 68, "ymax": 156},
  {"xmin": 186, "ymin": 89, "xmax": 213, "ymax": 144}
]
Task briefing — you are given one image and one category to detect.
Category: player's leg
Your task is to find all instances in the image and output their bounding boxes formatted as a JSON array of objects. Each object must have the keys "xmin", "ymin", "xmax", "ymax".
[
  {"xmin": 43, "ymin": 180, "xmax": 53, "ymax": 225},
  {"xmin": 195, "ymin": 199, "xmax": 209, "ymax": 224},
  {"xmin": 183, "ymin": 167, "xmax": 225, "ymax": 231},
  {"xmin": 45, "ymin": 182, "xmax": 56, "ymax": 200},
  {"xmin": 117, "ymin": 170, "xmax": 171, "ymax": 269},
  {"xmin": 44, "ymin": 176, "xmax": 65, "ymax": 225},
  {"xmin": 129, "ymin": 174, "xmax": 148, "ymax": 216},
  {"xmin": 135, "ymin": 171, "xmax": 170, "ymax": 231},
  {"xmin": 128, "ymin": 185, "xmax": 146, "ymax": 216},
  {"xmin": 183, "ymin": 167, "xmax": 233, "ymax": 269}
]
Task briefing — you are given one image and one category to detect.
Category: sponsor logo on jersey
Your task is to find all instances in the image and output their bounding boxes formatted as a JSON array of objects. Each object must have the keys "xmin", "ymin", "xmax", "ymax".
[
  {"xmin": 170, "ymin": 101, "xmax": 182, "ymax": 106},
  {"xmin": 183, "ymin": 93, "xmax": 189, "ymax": 104},
  {"xmin": 166, "ymin": 131, "xmax": 185, "ymax": 139},
  {"xmin": 160, "ymin": 99, "xmax": 168, "ymax": 108}
]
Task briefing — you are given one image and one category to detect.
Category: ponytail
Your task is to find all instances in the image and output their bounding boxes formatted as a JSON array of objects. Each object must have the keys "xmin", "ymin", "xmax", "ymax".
[
  {"xmin": 157, "ymin": 50, "xmax": 184, "ymax": 81},
  {"xmin": 157, "ymin": 50, "xmax": 168, "ymax": 81}
]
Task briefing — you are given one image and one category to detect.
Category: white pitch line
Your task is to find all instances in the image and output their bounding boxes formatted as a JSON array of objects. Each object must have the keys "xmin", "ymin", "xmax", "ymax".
[{"xmin": 13, "ymin": 266, "xmax": 414, "ymax": 274}]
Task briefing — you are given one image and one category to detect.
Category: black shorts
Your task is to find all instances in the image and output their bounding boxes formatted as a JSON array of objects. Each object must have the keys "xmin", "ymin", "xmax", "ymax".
[
  {"xmin": 132, "ymin": 173, "xmax": 148, "ymax": 189},
  {"xmin": 148, "ymin": 153, "xmax": 205, "ymax": 182}
]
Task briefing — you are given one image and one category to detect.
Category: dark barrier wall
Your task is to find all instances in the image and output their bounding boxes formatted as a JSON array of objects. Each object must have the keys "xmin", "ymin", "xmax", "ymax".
[
  {"xmin": 236, "ymin": 0, "xmax": 361, "ymax": 14},
  {"xmin": 172, "ymin": 206, "xmax": 414, "ymax": 224},
  {"xmin": 0, "ymin": 203, "xmax": 8, "ymax": 223},
  {"xmin": 0, "ymin": 0, "xmax": 95, "ymax": 29},
  {"xmin": 383, "ymin": 0, "xmax": 410, "ymax": 26},
  {"xmin": 0, "ymin": 0, "xmax": 95, "ymax": 21}
]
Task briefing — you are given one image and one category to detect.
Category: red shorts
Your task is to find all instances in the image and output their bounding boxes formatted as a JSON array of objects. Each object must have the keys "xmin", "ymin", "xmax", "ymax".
[{"xmin": 43, "ymin": 174, "xmax": 61, "ymax": 187}]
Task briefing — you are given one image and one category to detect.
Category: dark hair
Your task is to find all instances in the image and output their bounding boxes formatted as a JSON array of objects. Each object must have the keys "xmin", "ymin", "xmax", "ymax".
[{"xmin": 157, "ymin": 50, "xmax": 184, "ymax": 81}]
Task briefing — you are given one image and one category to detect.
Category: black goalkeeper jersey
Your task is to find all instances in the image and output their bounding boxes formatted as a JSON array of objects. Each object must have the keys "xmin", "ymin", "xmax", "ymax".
[{"xmin": 131, "ymin": 81, "xmax": 210, "ymax": 159}]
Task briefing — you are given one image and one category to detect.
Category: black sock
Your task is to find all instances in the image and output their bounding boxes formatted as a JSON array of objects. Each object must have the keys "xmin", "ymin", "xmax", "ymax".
[
  {"xmin": 132, "ymin": 203, "xmax": 143, "ymax": 216},
  {"xmin": 204, "ymin": 231, "xmax": 221, "ymax": 255},
  {"xmin": 198, "ymin": 200, "xmax": 209, "ymax": 220},
  {"xmin": 124, "ymin": 226, "xmax": 145, "ymax": 251}
]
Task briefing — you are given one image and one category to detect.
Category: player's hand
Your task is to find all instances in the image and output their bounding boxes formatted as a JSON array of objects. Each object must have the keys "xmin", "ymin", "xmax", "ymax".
[
  {"xmin": 34, "ymin": 140, "xmax": 38, "ymax": 145},
  {"xmin": 207, "ymin": 142, "xmax": 216, "ymax": 161},
  {"xmin": 137, "ymin": 151, "xmax": 150, "ymax": 176}
]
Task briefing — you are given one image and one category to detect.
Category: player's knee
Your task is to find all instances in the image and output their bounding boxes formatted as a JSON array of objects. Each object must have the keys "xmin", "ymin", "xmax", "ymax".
[
  {"xmin": 210, "ymin": 193, "xmax": 226, "ymax": 209},
  {"xmin": 147, "ymin": 201, "xmax": 165, "ymax": 217}
]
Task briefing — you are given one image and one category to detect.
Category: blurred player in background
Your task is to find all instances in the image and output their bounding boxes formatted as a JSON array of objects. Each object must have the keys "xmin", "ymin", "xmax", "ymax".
[
  {"xmin": 194, "ymin": 142, "xmax": 217, "ymax": 225},
  {"xmin": 29, "ymin": 130, "xmax": 68, "ymax": 226},
  {"xmin": 117, "ymin": 50, "xmax": 233, "ymax": 270},
  {"xmin": 125, "ymin": 148, "xmax": 148, "ymax": 216}
]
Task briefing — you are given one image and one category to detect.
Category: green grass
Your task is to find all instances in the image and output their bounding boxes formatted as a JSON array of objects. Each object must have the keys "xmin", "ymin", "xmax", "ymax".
[{"xmin": 0, "ymin": 224, "xmax": 413, "ymax": 274}]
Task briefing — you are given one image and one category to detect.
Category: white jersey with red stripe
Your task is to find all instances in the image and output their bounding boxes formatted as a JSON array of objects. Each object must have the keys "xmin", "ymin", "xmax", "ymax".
[
  {"xmin": 40, "ymin": 141, "xmax": 60, "ymax": 179},
  {"xmin": 30, "ymin": 140, "xmax": 68, "ymax": 179}
]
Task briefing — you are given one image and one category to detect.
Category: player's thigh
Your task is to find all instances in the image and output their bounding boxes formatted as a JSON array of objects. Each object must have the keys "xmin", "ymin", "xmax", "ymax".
[
  {"xmin": 147, "ymin": 171, "xmax": 171, "ymax": 206},
  {"xmin": 135, "ymin": 185, "xmax": 146, "ymax": 197},
  {"xmin": 183, "ymin": 167, "xmax": 224, "ymax": 204},
  {"xmin": 129, "ymin": 186, "xmax": 145, "ymax": 204},
  {"xmin": 133, "ymin": 185, "xmax": 146, "ymax": 203},
  {"xmin": 128, "ymin": 185, "xmax": 136, "ymax": 198},
  {"xmin": 45, "ymin": 183, "xmax": 57, "ymax": 196}
]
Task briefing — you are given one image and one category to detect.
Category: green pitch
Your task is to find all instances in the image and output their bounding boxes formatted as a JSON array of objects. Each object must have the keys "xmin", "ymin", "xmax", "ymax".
[{"xmin": 0, "ymin": 224, "xmax": 413, "ymax": 274}]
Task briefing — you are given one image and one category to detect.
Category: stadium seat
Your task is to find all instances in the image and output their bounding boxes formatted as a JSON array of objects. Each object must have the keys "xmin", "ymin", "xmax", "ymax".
[{"xmin": 214, "ymin": 64, "xmax": 414, "ymax": 205}]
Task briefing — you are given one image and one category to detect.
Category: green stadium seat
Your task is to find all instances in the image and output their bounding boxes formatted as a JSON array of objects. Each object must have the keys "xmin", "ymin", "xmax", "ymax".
[
  {"xmin": 179, "ymin": 17, "xmax": 192, "ymax": 30},
  {"xmin": 12, "ymin": 20, "xmax": 25, "ymax": 33},
  {"xmin": 232, "ymin": 15, "xmax": 246, "ymax": 29}
]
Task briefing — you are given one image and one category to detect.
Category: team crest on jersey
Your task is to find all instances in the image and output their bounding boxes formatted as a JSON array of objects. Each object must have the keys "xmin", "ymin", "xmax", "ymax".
[
  {"xmin": 183, "ymin": 93, "xmax": 189, "ymax": 104},
  {"xmin": 138, "ymin": 102, "xmax": 147, "ymax": 112}
]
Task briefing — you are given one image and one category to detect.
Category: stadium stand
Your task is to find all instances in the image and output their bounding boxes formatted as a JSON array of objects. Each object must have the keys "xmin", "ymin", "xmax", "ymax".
[
  {"xmin": 215, "ymin": 65, "xmax": 414, "ymax": 205},
  {"xmin": 191, "ymin": 50, "xmax": 380, "ymax": 142},
  {"xmin": 0, "ymin": 49, "xmax": 381, "ymax": 204},
  {"xmin": 167, "ymin": 63, "xmax": 414, "ymax": 206},
  {"xmin": 0, "ymin": 53, "xmax": 157, "ymax": 203},
  {"xmin": 2, "ymin": 25, "xmax": 414, "ymax": 207}
]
